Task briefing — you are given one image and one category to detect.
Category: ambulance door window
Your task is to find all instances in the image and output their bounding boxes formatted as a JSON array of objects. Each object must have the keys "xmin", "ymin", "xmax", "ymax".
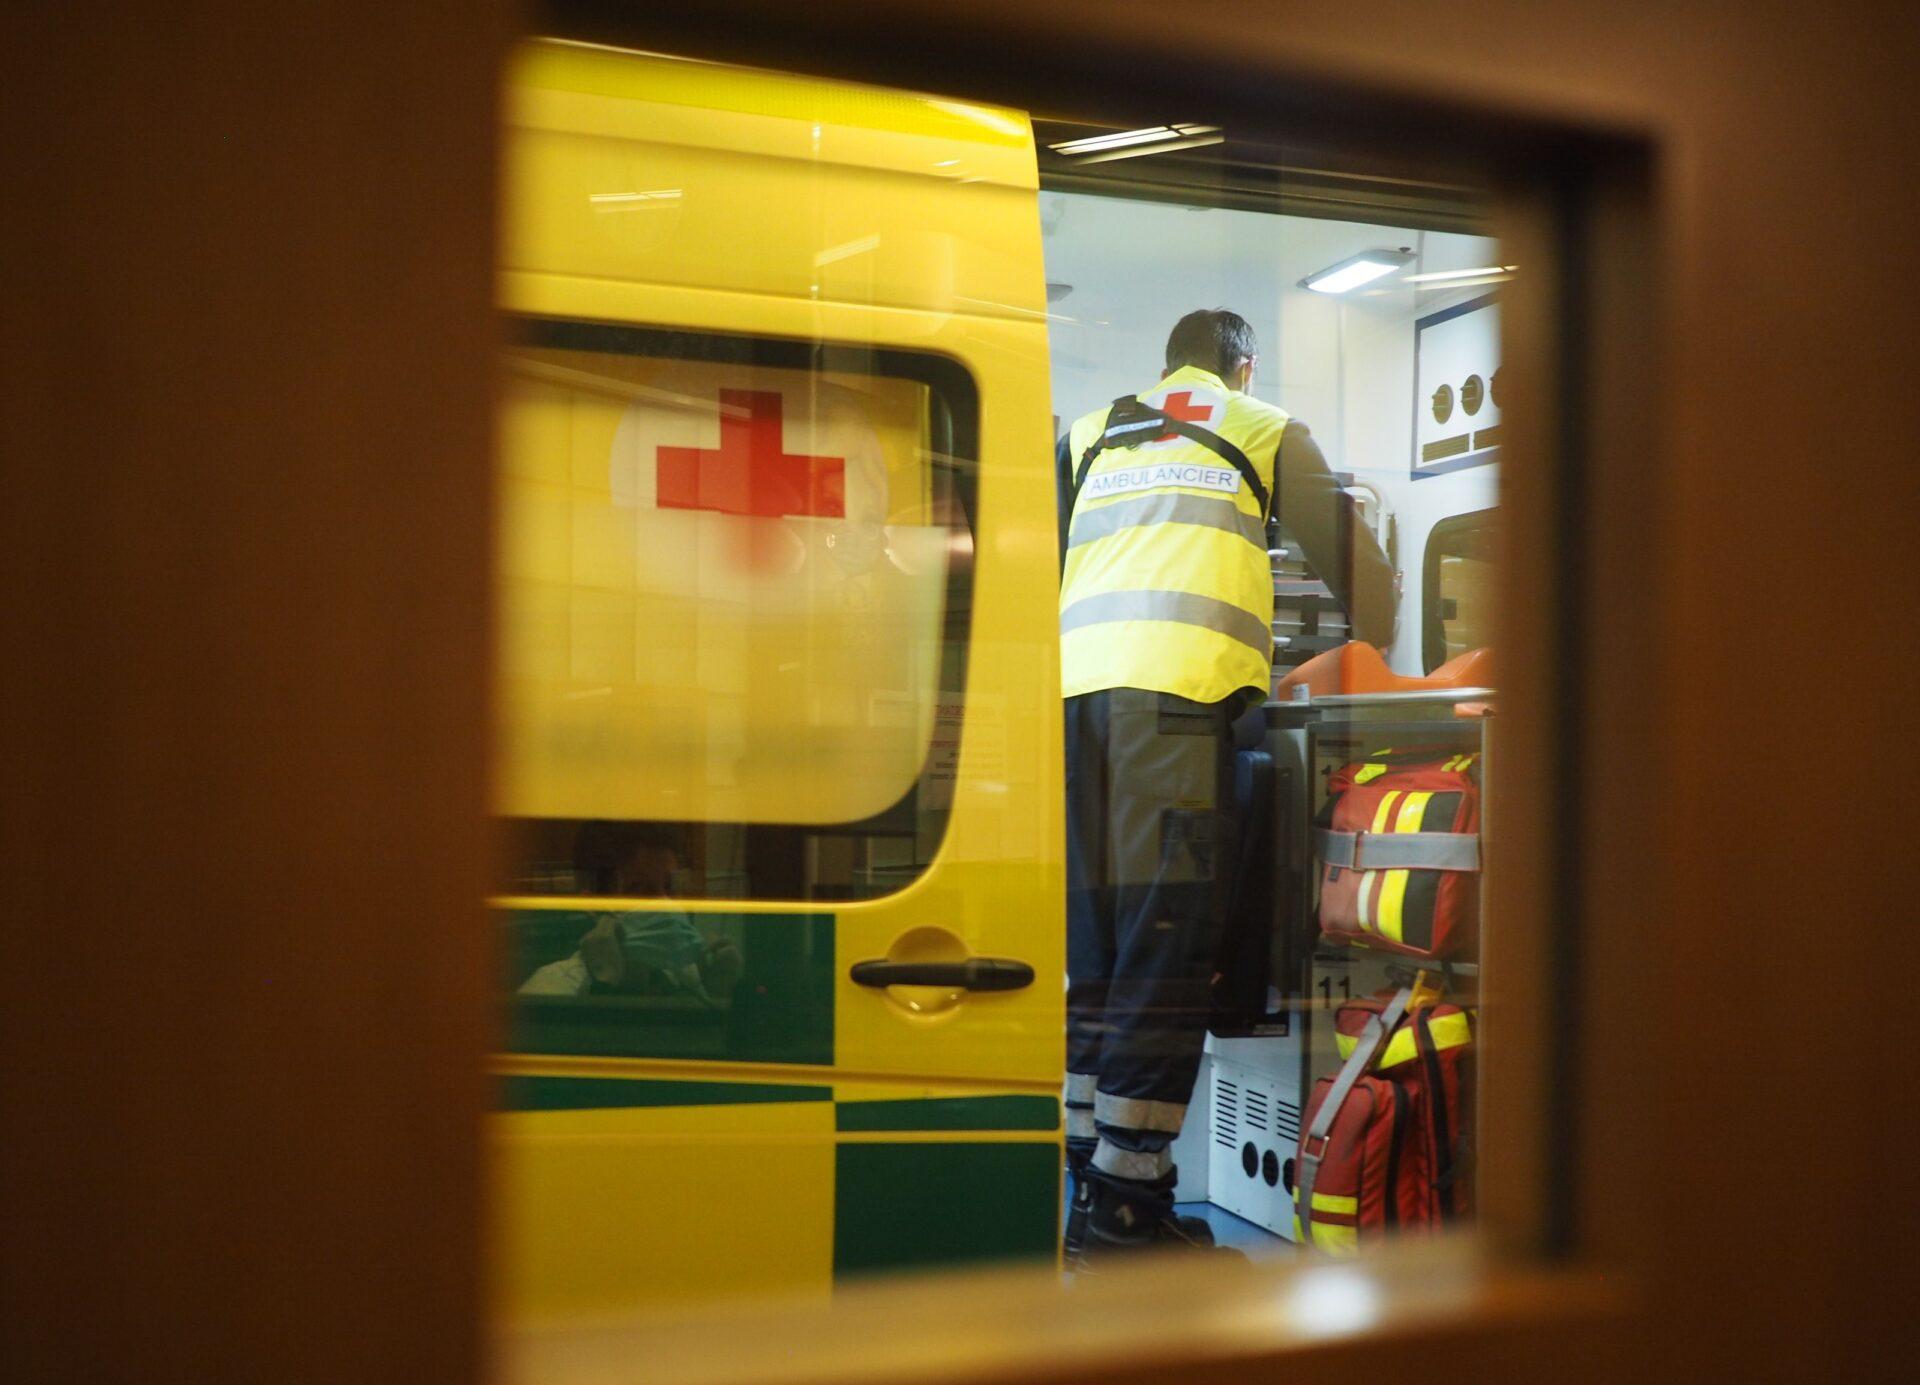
[
  {"xmin": 1423, "ymin": 508, "xmax": 1496, "ymax": 672},
  {"xmin": 494, "ymin": 322, "xmax": 977, "ymax": 908}
]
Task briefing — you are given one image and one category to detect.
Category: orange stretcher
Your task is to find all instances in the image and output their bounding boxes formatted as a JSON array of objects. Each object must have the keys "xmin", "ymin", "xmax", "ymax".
[{"xmin": 1275, "ymin": 642, "xmax": 1492, "ymax": 705}]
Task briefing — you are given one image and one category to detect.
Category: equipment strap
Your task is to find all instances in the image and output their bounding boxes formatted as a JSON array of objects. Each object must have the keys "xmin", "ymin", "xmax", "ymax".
[
  {"xmin": 1316, "ymin": 828, "xmax": 1481, "ymax": 872},
  {"xmin": 1297, "ymin": 986, "xmax": 1412, "ymax": 1248},
  {"xmin": 1413, "ymin": 1010, "xmax": 1461, "ymax": 1222},
  {"xmin": 1072, "ymin": 395, "xmax": 1272, "ymax": 521}
]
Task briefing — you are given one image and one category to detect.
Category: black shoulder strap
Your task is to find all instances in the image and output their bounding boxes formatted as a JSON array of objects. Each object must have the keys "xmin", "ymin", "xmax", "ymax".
[{"xmin": 1071, "ymin": 395, "xmax": 1273, "ymax": 520}]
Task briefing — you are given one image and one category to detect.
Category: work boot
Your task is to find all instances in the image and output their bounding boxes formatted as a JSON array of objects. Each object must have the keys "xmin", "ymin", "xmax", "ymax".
[{"xmin": 1079, "ymin": 1168, "xmax": 1237, "ymax": 1265}]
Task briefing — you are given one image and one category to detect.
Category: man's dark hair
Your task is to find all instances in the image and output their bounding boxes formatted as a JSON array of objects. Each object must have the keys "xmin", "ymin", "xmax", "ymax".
[{"xmin": 1164, "ymin": 309, "xmax": 1258, "ymax": 377}]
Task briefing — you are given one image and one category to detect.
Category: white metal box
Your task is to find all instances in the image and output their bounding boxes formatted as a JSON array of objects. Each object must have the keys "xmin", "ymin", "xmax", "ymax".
[{"xmin": 1205, "ymin": 1055, "xmax": 1304, "ymax": 1239}]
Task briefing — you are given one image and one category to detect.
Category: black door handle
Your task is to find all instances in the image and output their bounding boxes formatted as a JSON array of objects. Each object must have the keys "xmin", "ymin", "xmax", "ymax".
[{"xmin": 849, "ymin": 957, "xmax": 1035, "ymax": 992}]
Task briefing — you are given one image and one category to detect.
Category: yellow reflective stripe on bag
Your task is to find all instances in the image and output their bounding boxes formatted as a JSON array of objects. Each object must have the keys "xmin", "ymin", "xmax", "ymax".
[
  {"xmin": 1308, "ymin": 1191, "xmax": 1357, "ymax": 1216},
  {"xmin": 1338, "ymin": 1025, "xmax": 1418, "ymax": 1069},
  {"xmin": 1292, "ymin": 1189, "xmax": 1361, "ymax": 1253},
  {"xmin": 1374, "ymin": 791, "xmax": 1435, "ymax": 944},
  {"xmin": 1424, "ymin": 1009, "xmax": 1472, "ymax": 1052},
  {"xmin": 1310, "ymin": 1223, "xmax": 1359, "ymax": 1253},
  {"xmin": 1354, "ymin": 791, "xmax": 1402, "ymax": 933},
  {"xmin": 1335, "ymin": 1006, "xmax": 1473, "ymax": 1069}
]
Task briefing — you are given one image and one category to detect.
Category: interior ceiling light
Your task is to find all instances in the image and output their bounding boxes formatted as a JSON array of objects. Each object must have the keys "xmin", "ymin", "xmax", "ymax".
[
  {"xmin": 1401, "ymin": 265, "xmax": 1518, "ymax": 284},
  {"xmin": 1301, "ymin": 249, "xmax": 1414, "ymax": 295},
  {"xmin": 1047, "ymin": 124, "xmax": 1223, "ymax": 164}
]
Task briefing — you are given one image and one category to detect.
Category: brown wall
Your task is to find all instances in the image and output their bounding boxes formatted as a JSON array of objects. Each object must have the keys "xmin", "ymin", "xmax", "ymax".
[
  {"xmin": 2, "ymin": 0, "xmax": 1913, "ymax": 1379},
  {"xmin": 0, "ymin": 4, "xmax": 508, "ymax": 1378}
]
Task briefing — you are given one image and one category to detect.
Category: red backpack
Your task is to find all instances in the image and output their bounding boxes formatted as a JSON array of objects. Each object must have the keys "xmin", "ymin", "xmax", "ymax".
[
  {"xmin": 1292, "ymin": 987, "xmax": 1475, "ymax": 1252},
  {"xmin": 1316, "ymin": 751, "xmax": 1481, "ymax": 960}
]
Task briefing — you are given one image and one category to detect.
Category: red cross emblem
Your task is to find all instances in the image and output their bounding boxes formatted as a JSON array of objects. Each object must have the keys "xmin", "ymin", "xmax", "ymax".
[
  {"xmin": 656, "ymin": 390, "xmax": 847, "ymax": 520},
  {"xmin": 1153, "ymin": 390, "xmax": 1214, "ymax": 442},
  {"xmin": 654, "ymin": 390, "xmax": 848, "ymax": 572}
]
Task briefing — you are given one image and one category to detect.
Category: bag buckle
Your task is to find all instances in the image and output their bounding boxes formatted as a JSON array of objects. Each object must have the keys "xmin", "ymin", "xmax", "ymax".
[{"xmin": 1348, "ymin": 831, "xmax": 1370, "ymax": 870}]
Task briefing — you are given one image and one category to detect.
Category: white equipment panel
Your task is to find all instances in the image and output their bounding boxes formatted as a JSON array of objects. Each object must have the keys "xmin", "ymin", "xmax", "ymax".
[{"xmin": 1206, "ymin": 1057, "xmax": 1304, "ymax": 1239}]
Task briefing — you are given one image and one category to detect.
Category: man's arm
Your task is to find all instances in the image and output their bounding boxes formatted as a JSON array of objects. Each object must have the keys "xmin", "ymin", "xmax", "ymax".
[{"xmin": 1275, "ymin": 421, "xmax": 1397, "ymax": 648}]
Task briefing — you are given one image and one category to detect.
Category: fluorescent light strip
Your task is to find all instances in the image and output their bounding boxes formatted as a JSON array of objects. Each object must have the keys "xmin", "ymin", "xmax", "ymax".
[
  {"xmin": 1412, "ymin": 274, "xmax": 1512, "ymax": 292},
  {"xmin": 1304, "ymin": 259, "xmax": 1402, "ymax": 294},
  {"xmin": 1073, "ymin": 132, "xmax": 1225, "ymax": 164},
  {"xmin": 1401, "ymin": 265, "xmax": 1518, "ymax": 283},
  {"xmin": 1049, "ymin": 126, "xmax": 1179, "ymax": 154},
  {"xmin": 1048, "ymin": 124, "xmax": 1219, "ymax": 156}
]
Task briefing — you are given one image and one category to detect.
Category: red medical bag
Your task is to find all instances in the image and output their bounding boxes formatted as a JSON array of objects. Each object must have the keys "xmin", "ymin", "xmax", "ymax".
[
  {"xmin": 1293, "ymin": 988, "xmax": 1475, "ymax": 1252},
  {"xmin": 1316, "ymin": 751, "xmax": 1482, "ymax": 960}
]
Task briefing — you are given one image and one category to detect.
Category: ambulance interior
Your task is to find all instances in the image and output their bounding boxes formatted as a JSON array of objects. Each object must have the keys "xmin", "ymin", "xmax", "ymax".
[{"xmin": 1038, "ymin": 130, "xmax": 1501, "ymax": 1251}]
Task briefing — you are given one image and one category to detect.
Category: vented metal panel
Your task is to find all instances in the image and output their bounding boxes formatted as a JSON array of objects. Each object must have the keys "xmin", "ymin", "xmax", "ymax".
[{"xmin": 1206, "ymin": 1060, "xmax": 1304, "ymax": 1240}]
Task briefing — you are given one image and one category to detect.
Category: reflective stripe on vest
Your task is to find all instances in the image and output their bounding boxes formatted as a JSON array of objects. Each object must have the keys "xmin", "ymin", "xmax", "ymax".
[
  {"xmin": 1060, "ymin": 366, "xmax": 1287, "ymax": 704},
  {"xmin": 1066, "ymin": 490, "xmax": 1267, "ymax": 554},
  {"xmin": 1060, "ymin": 589, "xmax": 1272, "ymax": 658}
]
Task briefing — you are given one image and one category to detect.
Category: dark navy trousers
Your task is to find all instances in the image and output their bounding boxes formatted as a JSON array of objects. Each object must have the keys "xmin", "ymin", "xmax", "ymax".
[{"xmin": 1064, "ymin": 686, "xmax": 1244, "ymax": 1183}]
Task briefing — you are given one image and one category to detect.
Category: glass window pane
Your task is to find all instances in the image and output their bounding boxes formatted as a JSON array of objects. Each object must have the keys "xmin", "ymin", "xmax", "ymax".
[
  {"xmin": 1424, "ymin": 508, "xmax": 1497, "ymax": 671},
  {"xmin": 498, "ymin": 319, "xmax": 976, "ymax": 902},
  {"xmin": 1035, "ymin": 153, "xmax": 1501, "ymax": 1257},
  {"xmin": 493, "ymin": 35, "xmax": 1527, "ymax": 1326}
]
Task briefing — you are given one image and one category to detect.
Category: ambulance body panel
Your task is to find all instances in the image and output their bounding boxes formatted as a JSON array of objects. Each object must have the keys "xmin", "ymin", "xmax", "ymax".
[{"xmin": 493, "ymin": 41, "xmax": 1062, "ymax": 1318}]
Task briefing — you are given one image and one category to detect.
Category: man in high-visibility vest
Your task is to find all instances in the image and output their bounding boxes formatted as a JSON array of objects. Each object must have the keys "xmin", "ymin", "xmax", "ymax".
[{"xmin": 1059, "ymin": 309, "xmax": 1395, "ymax": 1259}]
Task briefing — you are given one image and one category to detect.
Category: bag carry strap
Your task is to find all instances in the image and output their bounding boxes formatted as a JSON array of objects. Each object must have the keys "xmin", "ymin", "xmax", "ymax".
[
  {"xmin": 1073, "ymin": 395, "xmax": 1273, "ymax": 521},
  {"xmin": 1296, "ymin": 986, "xmax": 1413, "ymax": 1248},
  {"xmin": 1413, "ymin": 1009, "xmax": 1464, "ymax": 1222},
  {"xmin": 1317, "ymin": 828, "xmax": 1480, "ymax": 872}
]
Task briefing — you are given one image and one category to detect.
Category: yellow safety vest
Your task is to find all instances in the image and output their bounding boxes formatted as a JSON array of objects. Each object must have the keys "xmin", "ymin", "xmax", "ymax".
[{"xmin": 1060, "ymin": 365, "xmax": 1288, "ymax": 703}]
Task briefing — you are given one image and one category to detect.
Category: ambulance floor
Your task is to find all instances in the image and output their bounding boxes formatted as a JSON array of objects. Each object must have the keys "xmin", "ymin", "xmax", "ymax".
[
  {"xmin": 1173, "ymin": 1202, "xmax": 1294, "ymax": 1258},
  {"xmin": 1065, "ymin": 1200, "xmax": 1290, "ymax": 1259}
]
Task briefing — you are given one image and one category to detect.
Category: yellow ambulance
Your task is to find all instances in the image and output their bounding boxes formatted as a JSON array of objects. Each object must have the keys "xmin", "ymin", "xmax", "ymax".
[{"xmin": 492, "ymin": 39, "xmax": 1064, "ymax": 1316}]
